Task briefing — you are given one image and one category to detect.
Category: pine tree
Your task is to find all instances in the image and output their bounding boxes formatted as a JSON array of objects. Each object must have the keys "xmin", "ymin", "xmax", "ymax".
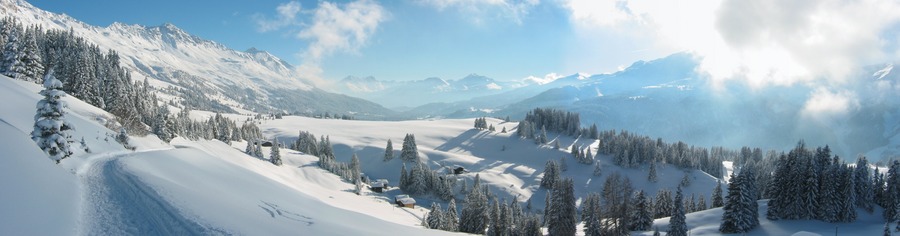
[
  {"xmin": 32, "ymin": 69, "xmax": 74, "ymax": 163},
  {"xmin": 488, "ymin": 198, "xmax": 502, "ymax": 236},
  {"xmin": 559, "ymin": 156, "xmax": 568, "ymax": 171},
  {"xmin": 648, "ymin": 161, "xmax": 658, "ymax": 183},
  {"xmin": 548, "ymin": 178, "xmax": 576, "ymax": 236},
  {"xmin": 245, "ymin": 140, "xmax": 254, "ymax": 155},
  {"xmin": 680, "ymin": 173, "xmax": 691, "ymax": 187},
  {"xmin": 270, "ymin": 139, "xmax": 282, "ymax": 166},
  {"xmin": 540, "ymin": 160, "xmax": 559, "ymax": 189},
  {"xmin": 1, "ymin": 31, "xmax": 26, "ymax": 80},
  {"xmin": 427, "ymin": 202, "xmax": 444, "ymax": 230},
  {"xmin": 351, "ymin": 153, "xmax": 361, "ymax": 194},
  {"xmin": 855, "ymin": 155, "xmax": 874, "ymax": 212},
  {"xmin": 720, "ymin": 172, "xmax": 743, "ymax": 233},
  {"xmin": 20, "ymin": 32, "xmax": 43, "ymax": 83},
  {"xmin": 696, "ymin": 195, "xmax": 708, "ymax": 211},
  {"xmin": 401, "ymin": 134, "xmax": 419, "ymax": 162},
  {"xmin": 443, "ymin": 199, "xmax": 459, "ymax": 232},
  {"xmin": 669, "ymin": 187, "xmax": 688, "ymax": 236},
  {"xmin": 593, "ymin": 162, "xmax": 602, "ymax": 176},
  {"xmin": 254, "ymin": 141, "xmax": 264, "ymax": 158},
  {"xmin": 460, "ymin": 174, "xmax": 488, "ymax": 234},
  {"xmin": 884, "ymin": 222, "xmax": 891, "ymax": 236},
  {"xmin": 383, "ymin": 139, "xmax": 394, "ymax": 162},
  {"xmin": 399, "ymin": 163, "xmax": 409, "ymax": 190},
  {"xmin": 654, "ymin": 189, "xmax": 673, "ymax": 218},
  {"xmin": 712, "ymin": 181, "xmax": 724, "ymax": 208},
  {"xmin": 629, "ymin": 190, "xmax": 653, "ymax": 231}
]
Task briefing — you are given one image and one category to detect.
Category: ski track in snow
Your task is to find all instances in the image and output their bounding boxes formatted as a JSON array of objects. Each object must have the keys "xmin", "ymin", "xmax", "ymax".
[{"xmin": 80, "ymin": 152, "xmax": 226, "ymax": 236}]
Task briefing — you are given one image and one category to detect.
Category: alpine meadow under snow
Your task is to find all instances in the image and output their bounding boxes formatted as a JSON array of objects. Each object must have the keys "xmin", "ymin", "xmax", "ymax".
[{"xmin": 2, "ymin": 0, "xmax": 900, "ymax": 235}]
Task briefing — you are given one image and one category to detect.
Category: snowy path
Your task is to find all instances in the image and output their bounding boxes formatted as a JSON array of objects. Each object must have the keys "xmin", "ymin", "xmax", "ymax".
[{"xmin": 79, "ymin": 152, "xmax": 224, "ymax": 235}]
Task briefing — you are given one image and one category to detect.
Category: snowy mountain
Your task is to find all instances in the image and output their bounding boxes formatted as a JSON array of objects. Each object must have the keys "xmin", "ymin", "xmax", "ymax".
[
  {"xmin": 337, "ymin": 74, "xmax": 529, "ymax": 109},
  {"xmin": 0, "ymin": 0, "xmax": 393, "ymax": 118},
  {"xmin": 406, "ymin": 53, "xmax": 900, "ymax": 162}
]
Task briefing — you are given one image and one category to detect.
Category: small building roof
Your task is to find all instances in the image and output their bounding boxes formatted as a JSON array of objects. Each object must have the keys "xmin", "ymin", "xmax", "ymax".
[
  {"xmin": 395, "ymin": 194, "xmax": 409, "ymax": 200},
  {"xmin": 398, "ymin": 198, "xmax": 416, "ymax": 205}
]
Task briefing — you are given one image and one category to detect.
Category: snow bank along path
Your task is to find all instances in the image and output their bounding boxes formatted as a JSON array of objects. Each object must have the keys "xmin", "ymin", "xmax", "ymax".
[{"xmin": 78, "ymin": 150, "xmax": 224, "ymax": 235}]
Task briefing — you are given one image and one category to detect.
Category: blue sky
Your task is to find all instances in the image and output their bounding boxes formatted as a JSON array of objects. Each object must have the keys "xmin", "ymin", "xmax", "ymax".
[
  {"xmin": 29, "ymin": 0, "xmax": 900, "ymax": 88},
  {"xmin": 27, "ymin": 0, "xmax": 672, "ymax": 82}
]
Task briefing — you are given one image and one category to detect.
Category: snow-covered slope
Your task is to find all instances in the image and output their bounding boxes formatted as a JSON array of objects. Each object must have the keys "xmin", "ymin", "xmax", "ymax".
[
  {"xmin": 645, "ymin": 200, "xmax": 886, "ymax": 235},
  {"xmin": 0, "ymin": 74, "xmax": 452, "ymax": 235},
  {"xmin": 410, "ymin": 53, "xmax": 900, "ymax": 162},
  {"xmin": 0, "ymin": 0, "xmax": 393, "ymax": 117},
  {"xmin": 261, "ymin": 116, "xmax": 723, "ymax": 212}
]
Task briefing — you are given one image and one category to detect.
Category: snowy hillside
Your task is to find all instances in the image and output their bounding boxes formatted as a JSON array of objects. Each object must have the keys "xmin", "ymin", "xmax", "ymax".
[
  {"xmin": 0, "ymin": 75, "xmax": 453, "ymax": 235},
  {"xmin": 409, "ymin": 53, "xmax": 900, "ymax": 162},
  {"xmin": 0, "ymin": 0, "xmax": 393, "ymax": 117}
]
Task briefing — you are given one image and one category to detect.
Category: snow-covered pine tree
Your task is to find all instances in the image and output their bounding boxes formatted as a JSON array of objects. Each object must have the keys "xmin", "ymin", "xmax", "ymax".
[
  {"xmin": 254, "ymin": 141, "xmax": 264, "ymax": 158},
  {"xmin": 245, "ymin": 140, "xmax": 254, "ymax": 155},
  {"xmin": 629, "ymin": 190, "xmax": 653, "ymax": 231},
  {"xmin": 854, "ymin": 155, "xmax": 874, "ymax": 212},
  {"xmin": 460, "ymin": 174, "xmax": 488, "ymax": 234},
  {"xmin": 20, "ymin": 31, "xmax": 43, "ymax": 83},
  {"xmin": 885, "ymin": 161, "xmax": 900, "ymax": 222},
  {"xmin": 1, "ymin": 31, "xmax": 25, "ymax": 80},
  {"xmin": 443, "ymin": 199, "xmax": 459, "ymax": 232},
  {"xmin": 399, "ymin": 163, "xmax": 409, "ymax": 190},
  {"xmin": 712, "ymin": 181, "xmax": 724, "ymax": 208},
  {"xmin": 680, "ymin": 173, "xmax": 692, "ymax": 187},
  {"xmin": 593, "ymin": 163, "xmax": 602, "ymax": 176},
  {"xmin": 383, "ymin": 139, "xmax": 394, "ymax": 162},
  {"xmin": 270, "ymin": 139, "xmax": 283, "ymax": 166},
  {"xmin": 720, "ymin": 172, "xmax": 744, "ymax": 233},
  {"xmin": 559, "ymin": 156, "xmax": 568, "ymax": 172},
  {"xmin": 548, "ymin": 177, "xmax": 576, "ymax": 236},
  {"xmin": 740, "ymin": 163, "xmax": 760, "ymax": 228},
  {"xmin": 696, "ymin": 195, "xmax": 707, "ymax": 211},
  {"xmin": 428, "ymin": 202, "xmax": 444, "ymax": 230},
  {"xmin": 488, "ymin": 198, "xmax": 502, "ymax": 236},
  {"xmin": 669, "ymin": 187, "xmax": 688, "ymax": 236},
  {"xmin": 654, "ymin": 189, "xmax": 673, "ymax": 218},
  {"xmin": 540, "ymin": 160, "xmax": 559, "ymax": 189},
  {"xmin": 884, "ymin": 222, "xmax": 891, "ymax": 236},
  {"xmin": 351, "ymin": 153, "xmax": 361, "ymax": 194},
  {"xmin": 501, "ymin": 126, "xmax": 506, "ymax": 133},
  {"xmin": 400, "ymin": 134, "xmax": 419, "ymax": 162},
  {"xmin": 32, "ymin": 69, "xmax": 74, "ymax": 163},
  {"xmin": 601, "ymin": 172, "xmax": 633, "ymax": 235},
  {"xmin": 648, "ymin": 161, "xmax": 658, "ymax": 183},
  {"xmin": 582, "ymin": 193, "xmax": 602, "ymax": 236}
]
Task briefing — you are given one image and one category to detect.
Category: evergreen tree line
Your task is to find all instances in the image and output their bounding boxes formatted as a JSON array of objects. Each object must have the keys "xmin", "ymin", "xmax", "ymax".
[
  {"xmin": 515, "ymin": 108, "xmax": 598, "ymax": 144},
  {"xmin": 399, "ymin": 159, "xmax": 455, "ymax": 201},
  {"xmin": 428, "ymin": 174, "xmax": 543, "ymax": 235},
  {"xmin": 766, "ymin": 142, "xmax": 868, "ymax": 223},
  {"xmin": 0, "ymin": 18, "xmax": 158, "ymax": 135},
  {"xmin": 596, "ymin": 130, "xmax": 725, "ymax": 178},
  {"xmin": 157, "ymin": 109, "xmax": 262, "ymax": 144}
]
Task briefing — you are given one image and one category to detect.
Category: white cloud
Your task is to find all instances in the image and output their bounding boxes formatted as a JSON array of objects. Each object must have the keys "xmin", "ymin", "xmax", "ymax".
[
  {"xmin": 801, "ymin": 88, "xmax": 859, "ymax": 121},
  {"xmin": 297, "ymin": 0, "xmax": 386, "ymax": 61},
  {"xmin": 560, "ymin": 0, "xmax": 900, "ymax": 88},
  {"xmin": 417, "ymin": 0, "xmax": 539, "ymax": 24},
  {"xmin": 256, "ymin": 0, "xmax": 386, "ymax": 87},
  {"xmin": 253, "ymin": 1, "xmax": 302, "ymax": 32}
]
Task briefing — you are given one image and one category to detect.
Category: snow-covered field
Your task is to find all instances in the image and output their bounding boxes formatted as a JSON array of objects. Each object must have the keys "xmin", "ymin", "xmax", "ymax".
[{"xmin": 0, "ymin": 75, "xmax": 892, "ymax": 235}]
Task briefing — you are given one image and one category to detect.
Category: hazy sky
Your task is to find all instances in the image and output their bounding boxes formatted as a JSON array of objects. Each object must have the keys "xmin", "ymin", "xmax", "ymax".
[{"xmin": 29, "ymin": 0, "xmax": 900, "ymax": 86}]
